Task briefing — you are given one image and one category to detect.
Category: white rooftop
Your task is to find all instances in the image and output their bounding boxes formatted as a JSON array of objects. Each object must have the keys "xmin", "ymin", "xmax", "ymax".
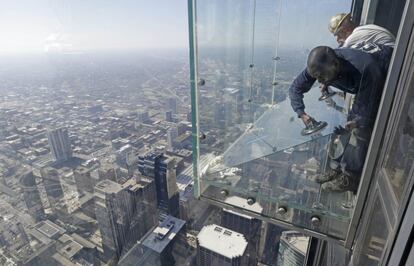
[{"xmin": 197, "ymin": 224, "xmax": 247, "ymax": 259}]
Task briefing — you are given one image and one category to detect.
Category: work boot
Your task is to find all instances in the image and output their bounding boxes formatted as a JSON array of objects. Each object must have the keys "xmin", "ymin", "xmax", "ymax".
[
  {"xmin": 321, "ymin": 173, "xmax": 358, "ymax": 193},
  {"xmin": 315, "ymin": 169, "xmax": 341, "ymax": 184}
]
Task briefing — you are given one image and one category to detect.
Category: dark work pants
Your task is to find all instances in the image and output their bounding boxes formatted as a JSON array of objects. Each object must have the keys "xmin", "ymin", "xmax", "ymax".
[{"xmin": 330, "ymin": 127, "xmax": 373, "ymax": 181}]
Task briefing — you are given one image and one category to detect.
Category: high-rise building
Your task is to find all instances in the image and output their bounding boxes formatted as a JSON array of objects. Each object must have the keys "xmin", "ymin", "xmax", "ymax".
[
  {"xmin": 94, "ymin": 177, "xmax": 158, "ymax": 260},
  {"xmin": 177, "ymin": 121, "xmax": 190, "ymax": 136},
  {"xmin": 137, "ymin": 111, "xmax": 150, "ymax": 124},
  {"xmin": 165, "ymin": 110, "xmax": 173, "ymax": 122},
  {"xmin": 221, "ymin": 196, "xmax": 263, "ymax": 240},
  {"xmin": 20, "ymin": 171, "xmax": 44, "ymax": 221},
  {"xmin": 119, "ymin": 215, "xmax": 186, "ymax": 266},
  {"xmin": 167, "ymin": 127, "xmax": 178, "ymax": 150},
  {"xmin": 40, "ymin": 167, "xmax": 64, "ymax": 205},
  {"xmin": 47, "ymin": 127, "xmax": 72, "ymax": 162},
  {"xmin": 221, "ymin": 196, "xmax": 263, "ymax": 265},
  {"xmin": 73, "ymin": 165, "xmax": 100, "ymax": 195},
  {"xmin": 98, "ymin": 164, "xmax": 122, "ymax": 183},
  {"xmin": 167, "ymin": 97, "xmax": 178, "ymax": 114},
  {"xmin": 138, "ymin": 152, "xmax": 180, "ymax": 217},
  {"xmin": 197, "ymin": 224, "xmax": 248, "ymax": 266},
  {"xmin": 277, "ymin": 231, "xmax": 309, "ymax": 266}
]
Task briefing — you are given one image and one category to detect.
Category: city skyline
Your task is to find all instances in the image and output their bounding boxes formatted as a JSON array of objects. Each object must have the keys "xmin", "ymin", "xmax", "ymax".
[{"xmin": 0, "ymin": 0, "xmax": 403, "ymax": 265}]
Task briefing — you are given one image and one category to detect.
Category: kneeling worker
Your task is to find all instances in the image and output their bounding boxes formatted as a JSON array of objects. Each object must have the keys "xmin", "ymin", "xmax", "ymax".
[{"xmin": 289, "ymin": 46, "xmax": 392, "ymax": 192}]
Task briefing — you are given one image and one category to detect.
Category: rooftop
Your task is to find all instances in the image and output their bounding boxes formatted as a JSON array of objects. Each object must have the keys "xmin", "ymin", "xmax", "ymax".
[
  {"xmin": 281, "ymin": 231, "xmax": 310, "ymax": 255},
  {"xmin": 197, "ymin": 224, "xmax": 247, "ymax": 259},
  {"xmin": 142, "ymin": 215, "xmax": 186, "ymax": 253},
  {"xmin": 35, "ymin": 220, "xmax": 66, "ymax": 239},
  {"xmin": 94, "ymin": 179, "xmax": 123, "ymax": 194}
]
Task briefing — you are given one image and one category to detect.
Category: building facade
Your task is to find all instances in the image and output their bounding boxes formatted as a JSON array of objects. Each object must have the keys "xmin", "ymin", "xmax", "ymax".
[
  {"xmin": 47, "ymin": 127, "xmax": 73, "ymax": 162},
  {"xmin": 197, "ymin": 224, "xmax": 248, "ymax": 266},
  {"xmin": 94, "ymin": 177, "xmax": 158, "ymax": 260},
  {"xmin": 20, "ymin": 171, "xmax": 45, "ymax": 221},
  {"xmin": 138, "ymin": 152, "xmax": 180, "ymax": 217}
]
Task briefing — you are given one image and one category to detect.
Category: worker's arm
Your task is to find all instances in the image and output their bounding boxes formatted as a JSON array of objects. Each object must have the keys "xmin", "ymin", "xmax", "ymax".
[{"xmin": 289, "ymin": 68, "xmax": 316, "ymax": 118}]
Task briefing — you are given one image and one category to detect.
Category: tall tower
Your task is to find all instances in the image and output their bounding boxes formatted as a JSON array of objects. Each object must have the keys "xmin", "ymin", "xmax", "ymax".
[
  {"xmin": 167, "ymin": 97, "xmax": 178, "ymax": 113},
  {"xmin": 277, "ymin": 231, "xmax": 309, "ymax": 266},
  {"xmin": 221, "ymin": 196, "xmax": 263, "ymax": 265},
  {"xmin": 167, "ymin": 126, "xmax": 178, "ymax": 150},
  {"xmin": 94, "ymin": 178, "xmax": 158, "ymax": 261},
  {"xmin": 138, "ymin": 152, "xmax": 180, "ymax": 217},
  {"xmin": 40, "ymin": 167, "xmax": 64, "ymax": 205},
  {"xmin": 197, "ymin": 224, "xmax": 248, "ymax": 266},
  {"xmin": 47, "ymin": 127, "xmax": 72, "ymax": 162},
  {"xmin": 20, "ymin": 171, "xmax": 44, "ymax": 221}
]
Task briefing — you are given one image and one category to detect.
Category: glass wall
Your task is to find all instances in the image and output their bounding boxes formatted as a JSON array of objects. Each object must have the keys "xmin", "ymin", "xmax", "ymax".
[
  {"xmin": 192, "ymin": 0, "xmax": 356, "ymax": 240},
  {"xmin": 384, "ymin": 76, "xmax": 414, "ymax": 202},
  {"xmin": 357, "ymin": 194, "xmax": 390, "ymax": 265}
]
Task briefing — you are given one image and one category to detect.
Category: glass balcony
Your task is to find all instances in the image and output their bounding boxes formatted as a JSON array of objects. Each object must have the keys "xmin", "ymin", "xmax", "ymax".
[{"xmin": 190, "ymin": 0, "xmax": 354, "ymax": 241}]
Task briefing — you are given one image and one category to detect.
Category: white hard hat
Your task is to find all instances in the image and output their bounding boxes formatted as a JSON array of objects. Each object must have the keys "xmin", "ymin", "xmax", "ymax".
[{"xmin": 329, "ymin": 13, "xmax": 350, "ymax": 34}]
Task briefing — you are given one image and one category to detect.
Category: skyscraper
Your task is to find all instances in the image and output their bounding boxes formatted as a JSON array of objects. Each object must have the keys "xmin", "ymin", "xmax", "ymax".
[
  {"xmin": 137, "ymin": 111, "xmax": 150, "ymax": 124},
  {"xmin": 197, "ymin": 224, "xmax": 248, "ymax": 266},
  {"xmin": 167, "ymin": 127, "xmax": 178, "ymax": 150},
  {"xmin": 73, "ymin": 165, "xmax": 100, "ymax": 195},
  {"xmin": 165, "ymin": 110, "xmax": 173, "ymax": 122},
  {"xmin": 40, "ymin": 167, "xmax": 64, "ymax": 205},
  {"xmin": 167, "ymin": 97, "xmax": 178, "ymax": 114},
  {"xmin": 119, "ymin": 215, "xmax": 186, "ymax": 266},
  {"xmin": 138, "ymin": 152, "xmax": 180, "ymax": 217},
  {"xmin": 221, "ymin": 196, "xmax": 263, "ymax": 240},
  {"xmin": 277, "ymin": 231, "xmax": 309, "ymax": 266},
  {"xmin": 94, "ymin": 177, "xmax": 158, "ymax": 260},
  {"xmin": 221, "ymin": 196, "xmax": 263, "ymax": 265},
  {"xmin": 20, "ymin": 171, "xmax": 44, "ymax": 221},
  {"xmin": 47, "ymin": 127, "xmax": 73, "ymax": 162}
]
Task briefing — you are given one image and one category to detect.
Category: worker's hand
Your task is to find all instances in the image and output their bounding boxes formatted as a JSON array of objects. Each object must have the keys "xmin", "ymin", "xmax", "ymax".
[
  {"xmin": 333, "ymin": 125, "xmax": 348, "ymax": 135},
  {"xmin": 345, "ymin": 120, "xmax": 358, "ymax": 130},
  {"xmin": 300, "ymin": 113, "xmax": 311, "ymax": 125},
  {"xmin": 319, "ymin": 84, "xmax": 329, "ymax": 93},
  {"xmin": 325, "ymin": 98, "xmax": 336, "ymax": 108}
]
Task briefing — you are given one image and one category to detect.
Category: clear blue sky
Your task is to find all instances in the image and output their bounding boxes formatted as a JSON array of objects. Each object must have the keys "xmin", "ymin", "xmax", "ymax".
[{"xmin": 0, "ymin": 0, "xmax": 352, "ymax": 54}]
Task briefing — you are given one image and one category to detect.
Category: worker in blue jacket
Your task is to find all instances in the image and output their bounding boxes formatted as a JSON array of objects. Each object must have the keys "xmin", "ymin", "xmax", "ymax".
[{"xmin": 289, "ymin": 45, "xmax": 392, "ymax": 192}]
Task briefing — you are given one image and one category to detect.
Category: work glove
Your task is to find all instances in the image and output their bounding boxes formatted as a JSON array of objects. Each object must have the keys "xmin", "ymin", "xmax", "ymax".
[{"xmin": 333, "ymin": 125, "xmax": 348, "ymax": 135}]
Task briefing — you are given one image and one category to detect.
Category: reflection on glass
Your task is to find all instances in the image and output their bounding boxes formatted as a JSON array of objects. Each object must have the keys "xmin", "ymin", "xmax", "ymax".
[
  {"xmin": 359, "ymin": 197, "xmax": 389, "ymax": 265},
  {"xmin": 385, "ymin": 94, "xmax": 414, "ymax": 201}
]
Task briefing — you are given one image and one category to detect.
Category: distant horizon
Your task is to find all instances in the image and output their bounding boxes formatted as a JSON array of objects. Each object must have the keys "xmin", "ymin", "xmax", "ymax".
[{"xmin": 0, "ymin": 0, "xmax": 350, "ymax": 55}]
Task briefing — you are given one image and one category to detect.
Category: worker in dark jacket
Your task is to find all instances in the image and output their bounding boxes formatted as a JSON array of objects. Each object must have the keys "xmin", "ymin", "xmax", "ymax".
[{"xmin": 289, "ymin": 46, "xmax": 392, "ymax": 192}]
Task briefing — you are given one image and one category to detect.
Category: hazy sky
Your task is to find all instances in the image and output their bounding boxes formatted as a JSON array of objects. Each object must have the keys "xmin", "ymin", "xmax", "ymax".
[
  {"xmin": 0, "ymin": 0, "xmax": 351, "ymax": 54},
  {"xmin": 197, "ymin": 0, "xmax": 352, "ymax": 49},
  {"xmin": 0, "ymin": 0, "xmax": 189, "ymax": 54}
]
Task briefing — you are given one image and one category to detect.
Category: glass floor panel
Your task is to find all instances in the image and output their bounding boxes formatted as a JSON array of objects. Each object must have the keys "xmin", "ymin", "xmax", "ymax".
[
  {"xmin": 198, "ymin": 92, "xmax": 354, "ymax": 238},
  {"xmin": 205, "ymin": 89, "xmax": 347, "ymax": 172}
]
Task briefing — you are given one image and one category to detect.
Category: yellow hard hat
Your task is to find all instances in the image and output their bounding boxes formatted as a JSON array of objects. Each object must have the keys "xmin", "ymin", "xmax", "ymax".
[{"xmin": 328, "ymin": 13, "xmax": 350, "ymax": 34}]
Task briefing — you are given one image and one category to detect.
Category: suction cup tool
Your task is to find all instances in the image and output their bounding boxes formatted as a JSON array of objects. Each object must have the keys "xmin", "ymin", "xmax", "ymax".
[
  {"xmin": 318, "ymin": 90, "xmax": 336, "ymax": 101},
  {"xmin": 301, "ymin": 118, "xmax": 328, "ymax": 136}
]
